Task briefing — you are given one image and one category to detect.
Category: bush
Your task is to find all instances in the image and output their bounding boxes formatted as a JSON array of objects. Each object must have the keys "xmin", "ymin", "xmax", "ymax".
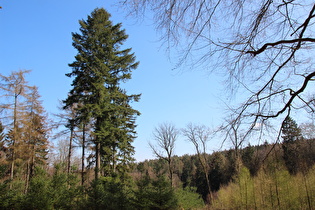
[
  {"xmin": 175, "ymin": 187, "xmax": 205, "ymax": 209},
  {"xmin": 132, "ymin": 175, "xmax": 178, "ymax": 210},
  {"xmin": 88, "ymin": 176, "xmax": 134, "ymax": 210}
]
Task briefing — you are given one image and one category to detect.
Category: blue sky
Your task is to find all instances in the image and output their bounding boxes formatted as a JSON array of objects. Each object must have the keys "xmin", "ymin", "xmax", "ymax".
[{"xmin": 0, "ymin": 0, "xmax": 227, "ymax": 161}]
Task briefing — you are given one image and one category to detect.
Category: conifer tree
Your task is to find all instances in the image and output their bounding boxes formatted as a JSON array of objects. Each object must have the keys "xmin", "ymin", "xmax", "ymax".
[
  {"xmin": 0, "ymin": 70, "xmax": 31, "ymax": 181},
  {"xmin": 281, "ymin": 116, "xmax": 302, "ymax": 174},
  {"xmin": 64, "ymin": 8, "xmax": 140, "ymax": 180},
  {"xmin": 23, "ymin": 86, "xmax": 50, "ymax": 192}
]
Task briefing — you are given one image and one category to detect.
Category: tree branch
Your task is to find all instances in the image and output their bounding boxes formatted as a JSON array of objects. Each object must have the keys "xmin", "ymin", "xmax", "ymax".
[
  {"xmin": 257, "ymin": 71, "xmax": 315, "ymax": 118},
  {"xmin": 246, "ymin": 38, "xmax": 315, "ymax": 56}
]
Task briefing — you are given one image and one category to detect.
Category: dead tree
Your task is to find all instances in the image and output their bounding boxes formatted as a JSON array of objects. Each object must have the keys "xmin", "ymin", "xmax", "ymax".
[{"xmin": 149, "ymin": 122, "xmax": 178, "ymax": 187}]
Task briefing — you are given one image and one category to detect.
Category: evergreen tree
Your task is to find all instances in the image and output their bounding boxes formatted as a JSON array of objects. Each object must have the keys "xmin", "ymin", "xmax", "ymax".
[
  {"xmin": 281, "ymin": 116, "xmax": 302, "ymax": 143},
  {"xmin": 23, "ymin": 86, "xmax": 50, "ymax": 192},
  {"xmin": 64, "ymin": 8, "xmax": 140, "ymax": 180},
  {"xmin": 281, "ymin": 116, "xmax": 302, "ymax": 174},
  {"xmin": 132, "ymin": 175, "xmax": 178, "ymax": 209}
]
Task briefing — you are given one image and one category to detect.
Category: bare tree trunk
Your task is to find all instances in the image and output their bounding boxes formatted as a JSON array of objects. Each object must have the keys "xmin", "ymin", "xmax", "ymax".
[
  {"xmin": 24, "ymin": 159, "xmax": 30, "ymax": 194},
  {"xmin": 150, "ymin": 122, "xmax": 178, "ymax": 187},
  {"xmin": 81, "ymin": 123, "xmax": 85, "ymax": 186},
  {"xmin": 10, "ymin": 95, "xmax": 18, "ymax": 183},
  {"xmin": 112, "ymin": 146, "xmax": 116, "ymax": 174},
  {"xmin": 199, "ymin": 154, "xmax": 212, "ymax": 204},
  {"xmin": 168, "ymin": 158, "xmax": 173, "ymax": 187},
  {"xmin": 302, "ymin": 170, "xmax": 312, "ymax": 210},
  {"xmin": 182, "ymin": 123, "xmax": 213, "ymax": 204},
  {"xmin": 67, "ymin": 127, "xmax": 74, "ymax": 175},
  {"xmin": 25, "ymin": 146, "xmax": 35, "ymax": 194},
  {"xmin": 95, "ymin": 141, "xmax": 101, "ymax": 180}
]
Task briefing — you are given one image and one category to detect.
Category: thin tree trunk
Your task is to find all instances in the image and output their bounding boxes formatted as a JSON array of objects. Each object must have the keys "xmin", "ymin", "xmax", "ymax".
[
  {"xmin": 95, "ymin": 141, "xmax": 101, "ymax": 180},
  {"xmin": 30, "ymin": 149, "xmax": 35, "ymax": 178},
  {"xmin": 25, "ymin": 145, "xmax": 35, "ymax": 194},
  {"xmin": 81, "ymin": 123, "xmax": 85, "ymax": 186},
  {"xmin": 10, "ymin": 153, "xmax": 15, "ymax": 182},
  {"xmin": 198, "ymin": 153, "xmax": 212, "ymax": 204},
  {"xmin": 302, "ymin": 170, "xmax": 312, "ymax": 210},
  {"xmin": 24, "ymin": 159, "xmax": 30, "ymax": 194},
  {"xmin": 168, "ymin": 158, "xmax": 173, "ymax": 187},
  {"xmin": 10, "ymin": 95, "xmax": 18, "ymax": 188},
  {"xmin": 67, "ymin": 127, "xmax": 74, "ymax": 174},
  {"xmin": 10, "ymin": 95, "xmax": 18, "ymax": 179},
  {"xmin": 112, "ymin": 146, "xmax": 116, "ymax": 174}
]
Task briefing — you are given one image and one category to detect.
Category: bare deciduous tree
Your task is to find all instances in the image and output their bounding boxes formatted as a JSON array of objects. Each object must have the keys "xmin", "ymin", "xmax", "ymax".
[
  {"xmin": 182, "ymin": 123, "xmax": 213, "ymax": 204},
  {"xmin": 300, "ymin": 122, "xmax": 315, "ymax": 140},
  {"xmin": 121, "ymin": 0, "xmax": 315, "ymax": 143},
  {"xmin": 149, "ymin": 122, "xmax": 178, "ymax": 187},
  {"xmin": 54, "ymin": 102, "xmax": 78, "ymax": 175}
]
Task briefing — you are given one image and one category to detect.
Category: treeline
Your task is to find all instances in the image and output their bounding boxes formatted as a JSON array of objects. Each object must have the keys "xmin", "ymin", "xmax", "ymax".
[{"xmin": 132, "ymin": 136, "xmax": 315, "ymax": 204}]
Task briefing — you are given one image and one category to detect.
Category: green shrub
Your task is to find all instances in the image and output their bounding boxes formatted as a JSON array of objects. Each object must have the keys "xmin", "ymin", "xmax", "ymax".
[{"xmin": 175, "ymin": 187, "xmax": 205, "ymax": 209}]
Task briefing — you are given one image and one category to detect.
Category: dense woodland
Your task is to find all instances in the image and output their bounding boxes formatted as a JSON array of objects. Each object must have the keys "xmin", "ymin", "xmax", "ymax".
[{"xmin": 1, "ymin": 4, "xmax": 315, "ymax": 210}]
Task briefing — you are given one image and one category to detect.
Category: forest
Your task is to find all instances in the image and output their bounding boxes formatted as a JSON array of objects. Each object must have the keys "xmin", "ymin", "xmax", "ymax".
[
  {"xmin": 1, "ymin": 73, "xmax": 315, "ymax": 209},
  {"xmin": 2, "ymin": 1, "xmax": 315, "ymax": 209}
]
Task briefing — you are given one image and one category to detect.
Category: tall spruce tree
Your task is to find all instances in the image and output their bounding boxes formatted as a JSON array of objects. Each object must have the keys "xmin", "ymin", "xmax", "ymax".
[
  {"xmin": 64, "ymin": 8, "xmax": 140, "ymax": 180},
  {"xmin": 281, "ymin": 116, "xmax": 302, "ymax": 174}
]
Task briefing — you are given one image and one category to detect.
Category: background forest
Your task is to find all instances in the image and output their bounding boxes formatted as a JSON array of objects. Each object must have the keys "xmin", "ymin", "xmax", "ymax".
[{"xmin": 1, "ymin": 1, "xmax": 315, "ymax": 210}]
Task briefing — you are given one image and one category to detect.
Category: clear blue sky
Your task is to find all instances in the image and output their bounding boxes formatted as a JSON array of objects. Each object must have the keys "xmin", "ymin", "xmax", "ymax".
[{"xmin": 0, "ymin": 0, "xmax": 227, "ymax": 161}]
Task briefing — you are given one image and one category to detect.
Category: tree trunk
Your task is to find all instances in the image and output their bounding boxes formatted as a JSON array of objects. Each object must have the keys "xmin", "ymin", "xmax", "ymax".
[
  {"xmin": 10, "ymin": 95, "xmax": 18, "ymax": 182},
  {"xmin": 67, "ymin": 127, "xmax": 74, "ymax": 174},
  {"xmin": 198, "ymin": 153, "xmax": 212, "ymax": 204},
  {"xmin": 95, "ymin": 141, "xmax": 101, "ymax": 180},
  {"xmin": 25, "ymin": 146, "xmax": 35, "ymax": 194},
  {"xmin": 24, "ymin": 159, "xmax": 30, "ymax": 194},
  {"xmin": 112, "ymin": 146, "xmax": 116, "ymax": 174},
  {"xmin": 81, "ymin": 123, "xmax": 85, "ymax": 186},
  {"xmin": 168, "ymin": 157, "xmax": 173, "ymax": 187}
]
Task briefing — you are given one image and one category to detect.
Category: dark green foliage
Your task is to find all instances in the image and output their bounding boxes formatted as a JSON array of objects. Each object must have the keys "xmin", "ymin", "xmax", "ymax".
[
  {"xmin": 282, "ymin": 116, "xmax": 302, "ymax": 143},
  {"xmin": 281, "ymin": 116, "xmax": 303, "ymax": 174},
  {"xmin": 209, "ymin": 152, "xmax": 230, "ymax": 191},
  {"xmin": 149, "ymin": 176, "xmax": 178, "ymax": 209},
  {"xmin": 20, "ymin": 166, "xmax": 83, "ymax": 210},
  {"xmin": 64, "ymin": 7, "xmax": 140, "ymax": 178},
  {"xmin": 133, "ymin": 175, "xmax": 178, "ymax": 210},
  {"xmin": 194, "ymin": 160, "xmax": 209, "ymax": 200},
  {"xmin": 132, "ymin": 174, "xmax": 152, "ymax": 209},
  {"xmin": 50, "ymin": 165, "xmax": 85, "ymax": 210},
  {"xmin": 88, "ymin": 176, "xmax": 133, "ymax": 210},
  {"xmin": 0, "ymin": 166, "xmax": 85, "ymax": 210},
  {"xmin": 23, "ymin": 168, "xmax": 53, "ymax": 209},
  {"xmin": 152, "ymin": 158, "xmax": 168, "ymax": 176},
  {"xmin": 0, "ymin": 181, "xmax": 24, "ymax": 209},
  {"xmin": 180, "ymin": 154, "xmax": 197, "ymax": 188},
  {"xmin": 241, "ymin": 144, "xmax": 261, "ymax": 176},
  {"xmin": 175, "ymin": 187, "xmax": 205, "ymax": 209}
]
